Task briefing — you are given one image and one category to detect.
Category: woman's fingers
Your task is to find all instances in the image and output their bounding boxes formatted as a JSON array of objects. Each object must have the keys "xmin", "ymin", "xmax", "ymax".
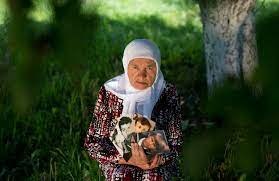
[
  {"xmin": 131, "ymin": 142, "xmax": 135, "ymax": 151},
  {"xmin": 131, "ymin": 142, "xmax": 139, "ymax": 154},
  {"xmin": 151, "ymin": 154, "xmax": 159, "ymax": 164},
  {"xmin": 137, "ymin": 144, "xmax": 146, "ymax": 156},
  {"xmin": 148, "ymin": 155, "xmax": 160, "ymax": 169},
  {"xmin": 139, "ymin": 156, "xmax": 159, "ymax": 170},
  {"xmin": 129, "ymin": 142, "xmax": 150, "ymax": 167},
  {"xmin": 131, "ymin": 135, "xmax": 135, "ymax": 143}
]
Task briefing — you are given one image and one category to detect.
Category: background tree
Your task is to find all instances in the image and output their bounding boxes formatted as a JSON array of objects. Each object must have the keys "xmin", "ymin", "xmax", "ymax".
[{"xmin": 198, "ymin": 0, "xmax": 258, "ymax": 92}]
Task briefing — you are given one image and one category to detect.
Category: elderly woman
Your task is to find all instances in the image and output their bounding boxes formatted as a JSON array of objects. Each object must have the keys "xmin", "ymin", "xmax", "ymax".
[{"xmin": 84, "ymin": 39, "xmax": 183, "ymax": 180}]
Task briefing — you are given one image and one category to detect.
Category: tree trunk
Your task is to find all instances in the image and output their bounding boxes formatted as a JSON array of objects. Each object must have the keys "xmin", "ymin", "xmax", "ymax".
[{"xmin": 198, "ymin": 0, "xmax": 258, "ymax": 93}]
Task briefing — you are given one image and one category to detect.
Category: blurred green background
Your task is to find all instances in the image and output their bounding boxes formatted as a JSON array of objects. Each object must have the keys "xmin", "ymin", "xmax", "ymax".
[{"xmin": 0, "ymin": 0, "xmax": 278, "ymax": 180}]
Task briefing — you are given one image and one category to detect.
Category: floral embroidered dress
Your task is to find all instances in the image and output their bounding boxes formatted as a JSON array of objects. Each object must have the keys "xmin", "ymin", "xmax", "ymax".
[{"xmin": 84, "ymin": 83, "xmax": 183, "ymax": 181}]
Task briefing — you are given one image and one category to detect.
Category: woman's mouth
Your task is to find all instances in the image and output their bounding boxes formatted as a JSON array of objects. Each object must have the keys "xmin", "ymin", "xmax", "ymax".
[{"xmin": 136, "ymin": 81, "xmax": 147, "ymax": 85}]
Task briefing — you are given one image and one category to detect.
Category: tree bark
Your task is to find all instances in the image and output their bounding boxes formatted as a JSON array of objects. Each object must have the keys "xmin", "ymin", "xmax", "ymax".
[{"xmin": 198, "ymin": 0, "xmax": 258, "ymax": 93}]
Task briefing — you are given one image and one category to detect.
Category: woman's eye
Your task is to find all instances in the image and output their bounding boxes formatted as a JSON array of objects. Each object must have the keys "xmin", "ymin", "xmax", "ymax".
[{"xmin": 133, "ymin": 65, "xmax": 138, "ymax": 69}]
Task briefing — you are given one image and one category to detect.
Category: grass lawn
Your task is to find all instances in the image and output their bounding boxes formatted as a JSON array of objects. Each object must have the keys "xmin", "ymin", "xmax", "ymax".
[{"xmin": 0, "ymin": 0, "xmax": 278, "ymax": 180}]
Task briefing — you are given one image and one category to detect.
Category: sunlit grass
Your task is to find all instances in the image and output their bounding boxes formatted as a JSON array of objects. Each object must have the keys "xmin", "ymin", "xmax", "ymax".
[
  {"xmin": 0, "ymin": 0, "xmax": 53, "ymax": 24},
  {"xmin": 83, "ymin": 0, "xmax": 202, "ymax": 28},
  {"xmin": 0, "ymin": 0, "xmax": 7, "ymax": 25},
  {"xmin": 27, "ymin": 0, "xmax": 53, "ymax": 22},
  {"xmin": 1, "ymin": 0, "xmax": 276, "ymax": 27}
]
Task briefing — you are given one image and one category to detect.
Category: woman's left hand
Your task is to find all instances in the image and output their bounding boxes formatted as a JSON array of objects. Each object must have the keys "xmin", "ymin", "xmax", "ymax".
[
  {"xmin": 146, "ymin": 154, "xmax": 161, "ymax": 169},
  {"xmin": 118, "ymin": 153, "xmax": 163, "ymax": 170}
]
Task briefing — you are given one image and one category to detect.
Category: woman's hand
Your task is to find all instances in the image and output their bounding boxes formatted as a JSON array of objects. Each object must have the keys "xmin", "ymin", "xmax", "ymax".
[
  {"xmin": 118, "ymin": 137, "xmax": 163, "ymax": 170},
  {"xmin": 129, "ymin": 142, "xmax": 150, "ymax": 168}
]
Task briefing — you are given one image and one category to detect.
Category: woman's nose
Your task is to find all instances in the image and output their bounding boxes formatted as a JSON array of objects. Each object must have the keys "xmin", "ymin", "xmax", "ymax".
[{"xmin": 138, "ymin": 69, "xmax": 147, "ymax": 77}]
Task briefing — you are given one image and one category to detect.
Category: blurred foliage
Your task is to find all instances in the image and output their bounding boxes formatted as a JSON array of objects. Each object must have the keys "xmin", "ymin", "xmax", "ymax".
[
  {"xmin": 0, "ymin": 0, "xmax": 278, "ymax": 180},
  {"xmin": 4, "ymin": 0, "xmax": 98, "ymax": 112},
  {"xmin": 1, "ymin": 0, "xmax": 100, "ymax": 180}
]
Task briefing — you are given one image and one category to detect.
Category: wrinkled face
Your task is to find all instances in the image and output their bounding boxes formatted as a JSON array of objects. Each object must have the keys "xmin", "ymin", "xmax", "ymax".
[
  {"xmin": 142, "ymin": 135, "xmax": 157, "ymax": 150},
  {"xmin": 134, "ymin": 122, "xmax": 150, "ymax": 133},
  {"xmin": 127, "ymin": 58, "xmax": 157, "ymax": 90}
]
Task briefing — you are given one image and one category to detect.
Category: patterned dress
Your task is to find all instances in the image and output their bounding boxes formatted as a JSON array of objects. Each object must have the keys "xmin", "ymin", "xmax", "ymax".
[{"xmin": 84, "ymin": 83, "xmax": 183, "ymax": 181}]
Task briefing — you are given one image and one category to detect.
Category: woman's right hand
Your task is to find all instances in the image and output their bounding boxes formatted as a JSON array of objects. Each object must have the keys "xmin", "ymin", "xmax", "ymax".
[
  {"xmin": 128, "ymin": 141, "xmax": 150, "ymax": 167},
  {"xmin": 118, "ymin": 137, "xmax": 161, "ymax": 170}
]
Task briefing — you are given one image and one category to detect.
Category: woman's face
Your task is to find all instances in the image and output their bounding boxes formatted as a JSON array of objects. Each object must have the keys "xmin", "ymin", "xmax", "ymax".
[{"xmin": 127, "ymin": 58, "xmax": 157, "ymax": 90}]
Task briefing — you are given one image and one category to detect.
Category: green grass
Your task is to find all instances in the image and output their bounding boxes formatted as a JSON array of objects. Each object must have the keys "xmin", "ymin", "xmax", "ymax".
[{"xmin": 0, "ymin": 0, "xmax": 279, "ymax": 180}]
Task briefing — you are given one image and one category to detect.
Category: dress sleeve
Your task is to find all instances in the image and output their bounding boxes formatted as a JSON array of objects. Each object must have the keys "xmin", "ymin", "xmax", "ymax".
[
  {"xmin": 161, "ymin": 85, "xmax": 183, "ymax": 165},
  {"xmin": 84, "ymin": 86, "xmax": 120, "ymax": 164}
]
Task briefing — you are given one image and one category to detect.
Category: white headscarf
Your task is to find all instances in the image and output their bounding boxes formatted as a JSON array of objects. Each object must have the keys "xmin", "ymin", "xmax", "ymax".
[{"xmin": 104, "ymin": 39, "xmax": 166, "ymax": 118}]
